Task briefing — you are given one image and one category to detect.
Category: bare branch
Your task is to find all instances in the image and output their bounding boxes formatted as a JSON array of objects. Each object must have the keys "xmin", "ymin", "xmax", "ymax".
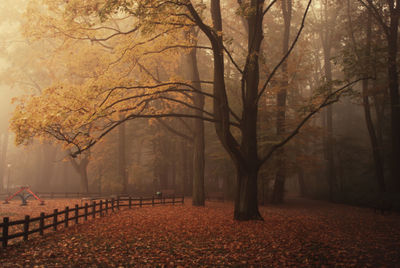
[
  {"xmin": 259, "ymin": 77, "xmax": 369, "ymax": 167},
  {"xmin": 257, "ymin": 0, "xmax": 312, "ymax": 103},
  {"xmin": 263, "ymin": 0, "xmax": 278, "ymax": 16}
]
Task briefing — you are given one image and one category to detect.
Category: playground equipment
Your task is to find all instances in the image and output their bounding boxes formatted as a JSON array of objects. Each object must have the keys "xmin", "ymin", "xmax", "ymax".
[{"xmin": 3, "ymin": 186, "xmax": 45, "ymax": 206}]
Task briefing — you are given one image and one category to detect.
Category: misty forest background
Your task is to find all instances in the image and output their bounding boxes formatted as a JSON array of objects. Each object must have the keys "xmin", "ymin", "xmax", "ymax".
[{"xmin": 0, "ymin": 0, "xmax": 399, "ymax": 219}]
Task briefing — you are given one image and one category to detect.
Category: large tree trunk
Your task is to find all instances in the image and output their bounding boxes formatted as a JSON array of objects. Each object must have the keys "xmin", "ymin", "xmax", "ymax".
[
  {"xmin": 70, "ymin": 153, "xmax": 90, "ymax": 193},
  {"xmin": 362, "ymin": 11, "xmax": 386, "ymax": 192},
  {"xmin": 189, "ymin": 35, "xmax": 206, "ymax": 206},
  {"xmin": 235, "ymin": 164, "xmax": 261, "ymax": 220},
  {"xmin": 212, "ymin": 0, "xmax": 263, "ymax": 220},
  {"xmin": 188, "ymin": 0, "xmax": 265, "ymax": 220},
  {"xmin": 272, "ymin": 0, "xmax": 292, "ymax": 204}
]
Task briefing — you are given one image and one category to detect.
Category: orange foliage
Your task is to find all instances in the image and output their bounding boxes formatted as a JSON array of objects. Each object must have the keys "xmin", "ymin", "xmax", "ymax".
[{"xmin": 1, "ymin": 198, "xmax": 400, "ymax": 266}]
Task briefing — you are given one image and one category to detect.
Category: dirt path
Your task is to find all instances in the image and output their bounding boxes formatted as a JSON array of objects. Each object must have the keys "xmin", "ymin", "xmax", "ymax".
[{"xmin": 0, "ymin": 198, "xmax": 399, "ymax": 267}]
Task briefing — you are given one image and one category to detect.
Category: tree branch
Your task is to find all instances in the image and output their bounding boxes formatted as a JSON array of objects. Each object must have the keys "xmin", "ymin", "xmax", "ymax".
[
  {"xmin": 257, "ymin": 0, "xmax": 312, "ymax": 103},
  {"xmin": 259, "ymin": 77, "xmax": 369, "ymax": 167}
]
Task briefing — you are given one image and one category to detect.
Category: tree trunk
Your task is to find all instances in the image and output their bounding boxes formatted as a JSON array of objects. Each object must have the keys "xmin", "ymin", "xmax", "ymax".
[
  {"xmin": 272, "ymin": 0, "xmax": 292, "ymax": 204},
  {"xmin": 211, "ymin": 0, "xmax": 263, "ymax": 220},
  {"xmin": 297, "ymin": 167, "xmax": 306, "ymax": 197},
  {"xmin": 235, "ymin": 164, "xmax": 262, "ymax": 220},
  {"xmin": 362, "ymin": 12, "xmax": 386, "ymax": 192},
  {"xmin": 0, "ymin": 130, "xmax": 9, "ymax": 192},
  {"xmin": 323, "ymin": 37, "xmax": 336, "ymax": 201},
  {"xmin": 118, "ymin": 121, "xmax": 128, "ymax": 193},
  {"xmin": 387, "ymin": 0, "xmax": 400, "ymax": 189},
  {"xmin": 79, "ymin": 160, "xmax": 89, "ymax": 193},
  {"xmin": 189, "ymin": 32, "xmax": 205, "ymax": 206},
  {"xmin": 188, "ymin": 0, "xmax": 265, "ymax": 219},
  {"xmin": 70, "ymin": 154, "xmax": 90, "ymax": 193}
]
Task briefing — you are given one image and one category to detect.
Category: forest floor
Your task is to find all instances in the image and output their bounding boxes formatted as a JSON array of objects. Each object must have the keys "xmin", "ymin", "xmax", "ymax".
[{"xmin": 0, "ymin": 197, "xmax": 400, "ymax": 267}]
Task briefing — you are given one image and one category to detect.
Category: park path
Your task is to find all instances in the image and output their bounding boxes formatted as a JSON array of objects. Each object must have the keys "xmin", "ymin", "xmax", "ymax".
[{"xmin": 0, "ymin": 198, "xmax": 399, "ymax": 267}]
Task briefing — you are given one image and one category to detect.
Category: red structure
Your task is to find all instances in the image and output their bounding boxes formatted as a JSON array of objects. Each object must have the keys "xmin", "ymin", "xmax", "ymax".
[{"xmin": 4, "ymin": 186, "xmax": 45, "ymax": 205}]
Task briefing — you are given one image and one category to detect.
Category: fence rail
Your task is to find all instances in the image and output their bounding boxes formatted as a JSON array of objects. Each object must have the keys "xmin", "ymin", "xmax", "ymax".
[{"xmin": 0, "ymin": 195, "xmax": 184, "ymax": 248}]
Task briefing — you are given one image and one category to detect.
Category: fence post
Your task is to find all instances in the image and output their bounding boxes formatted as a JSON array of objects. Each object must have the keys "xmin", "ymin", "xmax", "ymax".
[
  {"xmin": 117, "ymin": 196, "xmax": 120, "ymax": 210},
  {"xmin": 172, "ymin": 194, "xmax": 175, "ymax": 205},
  {"xmin": 129, "ymin": 196, "xmax": 132, "ymax": 209},
  {"xmin": 152, "ymin": 196, "xmax": 154, "ymax": 206},
  {"xmin": 65, "ymin": 207, "xmax": 69, "ymax": 228},
  {"xmin": 105, "ymin": 199, "xmax": 109, "ymax": 215},
  {"xmin": 111, "ymin": 198, "xmax": 115, "ymax": 212},
  {"xmin": 23, "ymin": 215, "xmax": 30, "ymax": 241},
  {"xmin": 140, "ymin": 197, "xmax": 142, "ymax": 208},
  {"xmin": 84, "ymin": 203, "xmax": 88, "ymax": 221},
  {"xmin": 53, "ymin": 209, "xmax": 58, "ymax": 231},
  {"xmin": 2, "ymin": 217, "xmax": 9, "ymax": 247},
  {"xmin": 99, "ymin": 200, "xmax": 103, "ymax": 217},
  {"xmin": 39, "ymin": 212, "xmax": 45, "ymax": 236},
  {"xmin": 75, "ymin": 204, "xmax": 79, "ymax": 224},
  {"xmin": 92, "ymin": 201, "xmax": 96, "ymax": 219}
]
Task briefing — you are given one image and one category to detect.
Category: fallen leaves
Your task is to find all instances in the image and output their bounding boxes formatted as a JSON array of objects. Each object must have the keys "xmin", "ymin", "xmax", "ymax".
[{"xmin": 0, "ymin": 198, "xmax": 399, "ymax": 267}]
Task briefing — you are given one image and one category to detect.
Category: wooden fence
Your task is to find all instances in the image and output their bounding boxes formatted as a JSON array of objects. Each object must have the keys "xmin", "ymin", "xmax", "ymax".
[{"xmin": 0, "ymin": 195, "xmax": 184, "ymax": 248}]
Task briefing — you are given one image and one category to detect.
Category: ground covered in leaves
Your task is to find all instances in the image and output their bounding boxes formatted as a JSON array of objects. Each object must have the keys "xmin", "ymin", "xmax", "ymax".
[{"xmin": 1, "ymin": 198, "xmax": 399, "ymax": 267}]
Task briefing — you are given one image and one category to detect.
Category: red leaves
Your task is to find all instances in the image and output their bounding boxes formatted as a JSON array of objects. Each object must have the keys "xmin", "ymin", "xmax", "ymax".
[{"xmin": 1, "ymin": 198, "xmax": 400, "ymax": 266}]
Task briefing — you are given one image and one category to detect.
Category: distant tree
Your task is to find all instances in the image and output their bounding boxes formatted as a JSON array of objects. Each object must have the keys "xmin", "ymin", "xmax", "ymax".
[{"xmin": 357, "ymin": 0, "xmax": 400, "ymax": 190}]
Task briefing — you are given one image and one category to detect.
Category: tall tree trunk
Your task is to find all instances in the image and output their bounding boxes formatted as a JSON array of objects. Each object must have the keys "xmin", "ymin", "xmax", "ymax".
[
  {"xmin": 188, "ymin": 0, "xmax": 265, "ymax": 220},
  {"xmin": 272, "ymin": 0, "xmax": 292, "ymax": 204},
  {"xmin": 387, "ymin": 0, "xmax": 400, "ymax": 189},
  {"xmin": 212, "ymin": 0, "xmax": 262, "ymax": 220},
  {"xmin": 321, "ymin": 32, "xmax": 336, "ymax": 201},
  {"xmin": 189, "ymin": 33, "xmax": 206, "ymax": 206},
  {"xmin": 362, "ymin": 11, "xmax": 386, "ymax": 192}
]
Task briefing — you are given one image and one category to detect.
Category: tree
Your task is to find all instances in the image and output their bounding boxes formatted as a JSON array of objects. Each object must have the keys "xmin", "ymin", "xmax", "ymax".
[
  {"xmin": 12, "ymin": 0, "xmax": 367, "ymax": 220},
  {"xmin": 343, "ymin": 1, "xmax": 386, "ymax": 192},
  {"xmin": 358, "ymin": 0, "xmax": 400, "ymax": 190},
  {"xmin": 271, "ymin": 0, "xmax": 292, "ymax": 204}
]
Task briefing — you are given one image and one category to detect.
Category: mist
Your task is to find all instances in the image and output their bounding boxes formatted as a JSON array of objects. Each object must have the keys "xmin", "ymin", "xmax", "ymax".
[{"xmin": 0, "ymin": 0, "xmax": 398, "ymax": 215}]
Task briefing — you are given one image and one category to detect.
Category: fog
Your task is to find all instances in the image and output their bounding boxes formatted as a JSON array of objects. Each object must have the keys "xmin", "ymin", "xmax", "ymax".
[{"xmin": 0, "ymin": 0, "xmax": 398, "ymax": 215}]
